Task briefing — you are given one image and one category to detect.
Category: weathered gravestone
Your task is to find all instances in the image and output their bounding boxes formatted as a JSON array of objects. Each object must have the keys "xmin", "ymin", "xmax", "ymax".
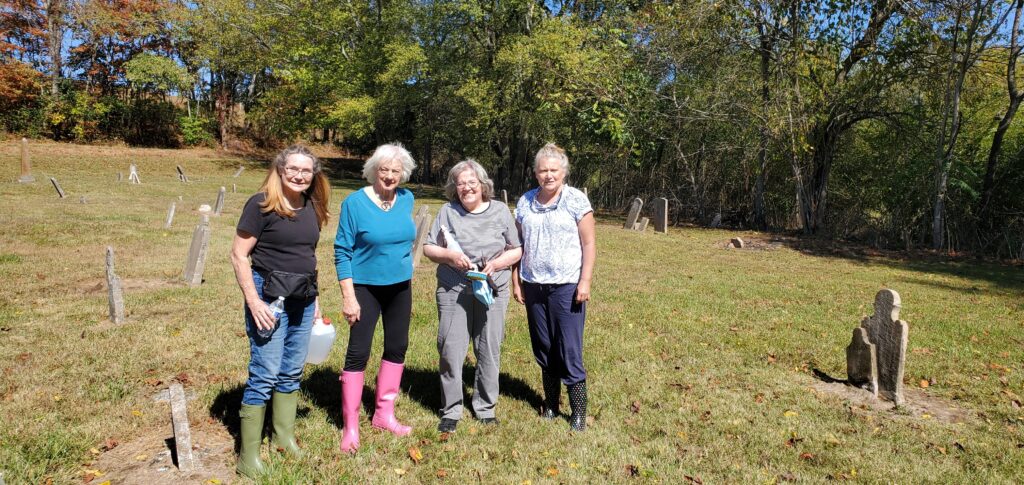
[
  {"xmin": 653, "ymin": 197, "xmax": 668, "ymax": 233},
  {"xmin": 49, "ymin": 177, "xmax": 66, "ymax": 198},
  {"xmin": 168, "ymin": 383, "xmax": 200, "ymax": 472},
  {"xmin": 710, "ymin": 213, "xmax": 722, "ymax": 228},
  {"xmin": 164, "ymin": 202, "xmax": 176, "ymax": 229},
  {"xmin": 729, "ymin": 237, "xmax": 745, "ymax": 249},
  {"xmin": 18, "ymin": 138, "xmax": 34, "ymax": 183},
  {"xmin": 106, "ymin": 247, "xmax": 125, "ymax": 324},
  {"xmin": 635, "ymin": 217, "xmax": 649, "ymax": 232},
  {"xmin": 233, "ymin": 166, "xmax": 245, "ymax": 178},
  {"xmin": 846, "ymin": 289, "xmax": 908, "ymax": 404},
  {"xmin": 232, "ymin": 183, "xmax": 236, "ymax": 193},
  {"xmin": 128, "ymin": 164, "xmax": 141, "ymax": 184},
  {"xmin": 214, "ymin": 186, "xmax": 226, "ymax": 216},
  {"xmin": 176, "ymin": 165, "xmax": 189, "ymax": 183},
  {"xmin": 182, "ymin": 215, "xmax": 211, "ymax": 287},
  {"xmin": 501, "ymin": 189, "xmax": 508, "ymax": 205},
  {"xmin": 117, "ymin": 172, "xmax": 123, "ymax": 182},
  {"xmin": 412, "ymin": 205, "xmax": 432, "ymax": 268},
  {"xmin": 624, "ymin": 197, "xmax": 643, "ymax": 230}
]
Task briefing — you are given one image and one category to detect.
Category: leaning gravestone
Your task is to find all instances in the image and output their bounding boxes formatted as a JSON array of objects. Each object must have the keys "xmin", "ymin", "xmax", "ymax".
[
  {"xmin": 412, "ymin": 205, "xmax": 431, "ymax": 268},
  {"xmin": 182, "ymin": 215, "xmax": 211, "ymax": 287},
  {"xmin": 164, "ymin": 202, "xmax": 176, "ymax": 229},
  {"xmin": 653, "ymin": 197, "xmax": 668, "ymax": 233},
  {"xmin": 49, "ymin": 177, "xmax": 66, "ymax": 198},
  {"xmin": 635, "ymin": 217, "xmax": 649, "ymax": 232},
  {"xmin": 128, "ymin": 164, "xmax": 141, "ymax": 184},
  {"xmin": 176, "ymin": 165, "xmax": 189, "ymax": 183},
  {"xmin": 106, "ymin": 247, "xmax": 125, "ymax": 324},
  {"xmin": 846, "ymin": 289, "xmax": 908, "ymax": 404},
  {"xmin": 729, "ymin": 237, "xmax": 745, "ymax": 249},
  {"xmin": 213, "ymin": 186, "xmax": 226, "ymax": 216},
  {"xmin": 18, "ymin": 138, "xmax": 34, "ymax": 183},
  {"xmin": 168, "ymin": 383, "xmax": 200, "ymax": 472},
  {"xmin": 233, "ymin": 166, "xmax": 245, "ymax": 178},
  {"xmin": 624, "ymin": 197, "xmax": 643, "ymax": 230}
]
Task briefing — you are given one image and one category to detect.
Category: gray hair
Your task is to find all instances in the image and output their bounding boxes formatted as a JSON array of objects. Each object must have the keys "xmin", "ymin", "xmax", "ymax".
[
  {"xmin": 444, "ymin": 159, "xmax": 495, "ymax": 202},
  {"xmin": 362, "ymin": 142, "xmax": 416, "ymax": 183},
  {"xmin": 533, "ymin": 142, "xmax": 569, "ymax": 174},
  {"xmin": 274, "ymin": 144, "xmax": 321, "ymax": 173}
]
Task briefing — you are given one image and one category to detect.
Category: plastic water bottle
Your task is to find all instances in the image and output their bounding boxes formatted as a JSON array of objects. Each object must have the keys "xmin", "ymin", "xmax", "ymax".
[
  {"xmin": 306, "ymin": 316, "xmax": 337, "ymax": 364},
  {"xmin": 259, "ymin": 296, "xmax": 285, "ymax": 338}
]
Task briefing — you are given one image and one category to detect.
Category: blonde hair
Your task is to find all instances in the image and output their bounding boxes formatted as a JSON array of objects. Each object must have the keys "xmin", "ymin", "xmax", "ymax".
[
  {"xmin": 259, "ymin": 144, "xmax": 331, "ymax": 228},
  {"xmin": 534, "ymin": 142, "xmax": 570, "ymax": 174}
]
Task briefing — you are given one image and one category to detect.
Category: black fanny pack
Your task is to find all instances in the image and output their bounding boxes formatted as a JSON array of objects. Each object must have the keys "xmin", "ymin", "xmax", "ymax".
[{"xmin": 260, "ymin": 269, "xmax": 318, "ymax": 300}]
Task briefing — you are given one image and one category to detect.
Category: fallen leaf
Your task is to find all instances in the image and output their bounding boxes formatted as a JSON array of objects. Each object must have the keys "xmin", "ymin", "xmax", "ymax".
[
  {"xmin": 921, "ymin": 414, "xmax": 932, "ymax": 419},
  {"xmin": 630, "ymin": 401, "xmax": 641, "ymax": 413},
  {"xmin": 799, "ymin": 452, "xmax": 814, "ymax": 461},
  {"xmin": 920, "ymin": 379, "xmax": 930, "ymax": 388},
  {"xmin": 52, "ymin": 394, "xmax": 62, "ymax": 402},
  {"xmin": 784, "ymin": 410, "xmax": 798, "ymax": 417},
  {"xmin": 134, "ymin": 454, "xmax": 148, "ymax": 461},
  {"xmin": 394, "ymin": 468, "xmax": 407, "ymax": 476},
  {"xmin": 677, "ymin": 431, "xmax": 687, "ymax": 439},
  {"xmin": 89, "ymin": 448, "xmax": 100, "ymax": 455},
  {"xmin": 436, "ymin": 469, "xmax": 448, "ymax": 478},
  {"xmin": 205, "ymin": 480, "xmax": 222, "ymax": 485},
  {"xmin": 144, "ymin": 378, "xmax": 163, "ymax": 387},
  {"xmin": 408, "ymin": 446, "xmax": 423, "ymax": 464},
  {"xmin": 684, "ymin": 475, "xmax": 703, "ymax": 484},
  {"xmin": 98, "ymin": 482, "xmax": 111, "ymax": 485},
  {"xmin": 767, "ymin": 354, "xmax": 777, "ymax": 364},
  {"xmin": 131, "ymin": 409, "xmax": 142, "ymax": 417},
  {"xmin": 625, "ymin": 464, "xmax": 639, "ymax": 477},
  {"xmin": 175, "ymin": 372, "xmax": 191, "ymax": 384},
  {"xmin": 825, "ymin": 433, "xmax": 841, "ymax": 445},
  {"xmin": 754, "ymin": 393, "xmax": 765, "ymax": 403},
  {"xmin": 101, "ymin": 438, "xmax": 119, "ymax": 451},
  {"xmin": 547, "ymin": 467, "xmax": 559, "ymax": 477}
]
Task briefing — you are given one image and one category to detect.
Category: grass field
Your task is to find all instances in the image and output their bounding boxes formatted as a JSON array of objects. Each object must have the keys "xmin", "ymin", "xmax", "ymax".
[{"xmin": 1, "ymin": 140, "xmax": 1022, "ymax": 484}]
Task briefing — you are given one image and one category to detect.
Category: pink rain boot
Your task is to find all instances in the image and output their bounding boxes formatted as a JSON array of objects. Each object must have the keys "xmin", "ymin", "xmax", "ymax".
[
  {"xmin": 371, "ymin": 360, "xmax": 412, "ymax": 436},
  {"xmin": 339, "ymin": 371, "xmax": 364, "ymax": 453}
]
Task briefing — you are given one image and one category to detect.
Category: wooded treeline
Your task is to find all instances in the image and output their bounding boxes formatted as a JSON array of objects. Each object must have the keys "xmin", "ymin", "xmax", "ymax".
[{"xmin": 3, "ymin": 1, "xmax": 1024, "ymax": 257}]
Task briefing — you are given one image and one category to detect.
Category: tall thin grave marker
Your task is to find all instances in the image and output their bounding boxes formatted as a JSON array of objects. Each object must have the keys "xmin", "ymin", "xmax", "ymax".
[
  {"xmin": 18, "ymin": 138, "xmax": 34, "ymax": 183},
  {"xmin": 49, "ymin": 177, "xmax": 66, "ymax": 198},
  {"xmin": 214, "ymin": 186, "xmax": 226, "ymax": 216},
  {"xmin": 654, "ymin": 197, "xmax": 668, "ymax": 233},
  {"xmin": 128, "ymin": 164, "xmax": 141, "ymax": 184},
  {"xmin": 182, "ymin": 214, "xmax": 211, "ymax": 287},
  {"xmin": 164, "ymin": 202, "xmax": 176, "ymax": 229},
  {"xmin": 106, "ymin": 247, "xmax": 126, "ymax": 323}
]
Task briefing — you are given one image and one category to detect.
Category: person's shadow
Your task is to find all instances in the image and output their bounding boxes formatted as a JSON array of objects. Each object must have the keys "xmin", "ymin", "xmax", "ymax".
[
  {"xmin": 302, "ymin": 364, "xmax": 544, "ymax": 425},
  {"xmin": 209, "ymin": 384, "xmax": 313, "ymax": 452}
]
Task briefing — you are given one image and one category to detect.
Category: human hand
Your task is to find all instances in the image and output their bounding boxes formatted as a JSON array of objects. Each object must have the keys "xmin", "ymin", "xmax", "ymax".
[
  {"xmin": 449, "ymin": 250, "xmax": 473, "ymax": 271},
  {"xmin": 343, "ymin": 299, "xmax": 361, "ymax": 327},
  {"xmin": 247, "ymin": 298, "xmax": 276, "ymax": 333},
  {"xmin": 575, "ymin": 280, "xmax": 591, "ymax": 304},
  {"xmin": 512, "ymin": 282, "xmax": 524, "ymax": 305},
  {"xmin": 481, "ymin": 260, "xmax": 501, "ymax": 276}
]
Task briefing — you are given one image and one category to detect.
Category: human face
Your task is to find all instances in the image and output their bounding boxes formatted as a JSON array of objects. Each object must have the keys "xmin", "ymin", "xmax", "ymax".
[
  {"xmin": 455, "ymin": 169, "xmax": 483, "ymax": 210},
  {"xmin": 280, "ymin": 154, "xmax": 315, "ymax": 196},
  {"xmin": 375, "ymin": 160, "xmax": 403, "ymax": 193},
  {"xmin": 535, "ymin": 157, "xmax": 566, "ymax": 194}
]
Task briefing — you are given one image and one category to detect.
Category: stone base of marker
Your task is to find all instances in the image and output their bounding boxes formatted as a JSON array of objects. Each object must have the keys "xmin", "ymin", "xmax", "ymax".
[
  {"xmin": 845, "ymin": 289, "xmax": 908, "ymax": 405},
  {"xmin": 18, "ymin": 174, "xmax": 35, "ymax": 183},
  {"xmin": 634, "ymin": 217, "xmax": 649, "ymax": 232}
]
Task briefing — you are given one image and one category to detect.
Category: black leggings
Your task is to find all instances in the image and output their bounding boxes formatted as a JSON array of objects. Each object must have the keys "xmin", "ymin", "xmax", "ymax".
[{"xmin": 343, "ymin": 280, "xmax": 412, "ymax": 371}]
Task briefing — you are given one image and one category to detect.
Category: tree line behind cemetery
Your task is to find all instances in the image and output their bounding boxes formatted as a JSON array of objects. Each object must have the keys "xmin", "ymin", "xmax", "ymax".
[{"xmin": 5, "ymin": 1, "xmax": 1024, "ymax": 257}]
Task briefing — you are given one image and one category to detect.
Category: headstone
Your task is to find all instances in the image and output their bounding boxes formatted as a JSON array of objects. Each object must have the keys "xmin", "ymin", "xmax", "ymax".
[
  {"xmin": 412, "ymin": 205, "xmax": 431, "ymax": 267},
  {"xmin": 846, "ymin": 327, "xmax": 878, "ymax": 396},
  {"xmin": 128, "ymin": 164, "xmax": 141, "ymax": 184},
  {"xmin": 634, "ymin": 217, "xmax": 649, "ymax": 232},
  {"xmin": 214, "ymin": 186, "xmax": 226, "ymax": 216},
  {"xmin": 106, "ymin": 247, "xmax": 126, "ymax": 324},
  {"xmin": 232, "ymin": 183, "xmax": 236, "ymax": 193},
  {"xmin": 198, "ymin": 204, "xmax": 212, "ymax": 213},
  {"xmin": 501, "ymin": 189, "xmax": 508, "ymax": 205},
  {"xmin": 182, "ymin": 214, "xmax": 211, "ymax": 287},
  {"xmin": 18, "ymin": 138, "xmax": 34, "ymax": 183},
  {"xmin": 233, "ymin": 166, "xmax": 245, "ymax": 178},
  {"xmin": 49, "ymin": 177, "xmax": 65, "ymax": 198},
  {"xmin": 79, "ymin": 196, "xmax": 87, "ymax": 204},
  {"xmin": 117, "ymin": 172, "xmax": 123, "ymax": 182},
  {"xmin": 164, "ymin": 202, "xmax": 176, "ymax": 229},
  {"xmin": 582, "ymin": 187, "xmax": 588, "ymax": 197},
  {"xmin": 710, "ymin": 213, "xmax": 722, "ymax": 228},
  {"xmin": 175, "ymin": 165, "xmax": 189, "ymax": 183},
  {"xmin": 624, "ymin": 197, "xmax": 643, "ymax": 230},
  {"xmin": 168, "ymin": 383, "xmax": 200, "ymax": 472},
  {"xmin": 860, "ymin": 289, "xmax": 908, "ymax": 404},
  {"xmin": 654, "ymin": 197, "xmax": 668, "ymax": 233},
  {"xmin": 730, "ymin": 237, "xmax": 744, "ymax": 249}
]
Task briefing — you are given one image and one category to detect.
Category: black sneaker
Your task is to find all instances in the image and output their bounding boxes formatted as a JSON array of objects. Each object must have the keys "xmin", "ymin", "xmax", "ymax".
[
  {"xmin": 479, "ymin": 417, "xmax": 499, "ymax": 425},
  {"xmin": 437, "ymin": 418, "xmax": 458, "ymax": 433}
]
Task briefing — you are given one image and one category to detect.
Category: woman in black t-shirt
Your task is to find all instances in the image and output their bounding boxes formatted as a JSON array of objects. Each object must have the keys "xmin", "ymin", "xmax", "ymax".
[{"xmin": 229, "ymin": 144, "xmax": 330, "ymax": 477}]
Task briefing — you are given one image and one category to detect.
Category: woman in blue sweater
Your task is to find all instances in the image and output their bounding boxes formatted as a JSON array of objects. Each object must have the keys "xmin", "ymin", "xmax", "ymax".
[{"xmin": 334, "ymin": 143, "xmax": 417, "ymax": 453}]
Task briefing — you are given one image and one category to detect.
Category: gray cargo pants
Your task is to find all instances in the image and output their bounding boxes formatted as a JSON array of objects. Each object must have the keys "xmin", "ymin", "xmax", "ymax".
[{"xmin": 436, "ymin": 283, "xmax": 510, "ymax": 420}]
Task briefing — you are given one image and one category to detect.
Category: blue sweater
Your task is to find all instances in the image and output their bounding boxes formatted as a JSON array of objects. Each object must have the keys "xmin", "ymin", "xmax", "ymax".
[{"xmin": 334, "ymin": 188, "xmax": 416, "ymax": 285}]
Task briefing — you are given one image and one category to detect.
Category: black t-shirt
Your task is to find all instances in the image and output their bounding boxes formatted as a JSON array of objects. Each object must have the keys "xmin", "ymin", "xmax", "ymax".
[{"xmin": 237, "ymin": 193, "xmax": 320, "ymax": 274}]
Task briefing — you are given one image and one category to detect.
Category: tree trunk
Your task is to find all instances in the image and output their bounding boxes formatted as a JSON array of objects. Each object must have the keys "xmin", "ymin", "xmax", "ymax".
[
  {"xmin": 753, "ymin": 26, "xmax": 772, "ymax": 230},
  {"xmin": 46, "ymin": 0, "xmax": 65, "ymax": 97}
]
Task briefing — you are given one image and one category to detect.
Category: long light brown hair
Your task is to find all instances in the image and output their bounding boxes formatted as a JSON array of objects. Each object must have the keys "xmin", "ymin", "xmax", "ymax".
[{"xmin": 259, "ymin": 145, "xmax": 330, "ymax": 228}]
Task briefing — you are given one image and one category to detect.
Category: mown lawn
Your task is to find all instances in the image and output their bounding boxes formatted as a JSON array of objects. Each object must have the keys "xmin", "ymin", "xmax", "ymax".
[{"xmin": 0, "ymin": 140, "xmax": 1021, "ymax": 483}]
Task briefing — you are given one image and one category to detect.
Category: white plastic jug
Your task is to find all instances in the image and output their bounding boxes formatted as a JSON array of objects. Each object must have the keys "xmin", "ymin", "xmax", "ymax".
[{"xmin": 306, "ymin": 317, "xmax": 337, "ymax": 364}]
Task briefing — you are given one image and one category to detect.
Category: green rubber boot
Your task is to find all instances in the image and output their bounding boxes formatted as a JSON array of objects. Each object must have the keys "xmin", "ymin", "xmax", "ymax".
[
  {"xmin": 271, "ymin": 391, "xmax": 303, "ymax": 456},
  {"xmin": 236, "ymin": 404, "xmax": 267, "ymax": 477}
]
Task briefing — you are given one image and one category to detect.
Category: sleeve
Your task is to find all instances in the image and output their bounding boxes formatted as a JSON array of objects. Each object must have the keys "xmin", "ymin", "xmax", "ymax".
[
  {"xmin": 334, "ymin": 197, "xmax": 357, "ymax": 280},
  {"xmin": 502, "ymin": 205, "xmax": 521, "ymax": 248},
  {"xmin": 514, "ymin": 195, "xmax": 527, "ymax": 223},
  {"xmin": 425, "ymin": 204, "xmax": 446, "ymax": 247},
  {"xmin": 236, "ymin": 194, "xmax": 266, "ymax": 237},
  {"xmin": 567, "ymin": 189, "xmax": 593, "ymax": 222}
]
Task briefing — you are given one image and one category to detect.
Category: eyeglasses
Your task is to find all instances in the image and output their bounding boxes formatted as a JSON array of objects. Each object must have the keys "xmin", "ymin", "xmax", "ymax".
[
  {"xmin": 456, "ymin": 180, "xmax": 480, "ymax": 189},
  {"xmin": 283, "ymin": 166, "xmax": 315, "ymax": 178}
]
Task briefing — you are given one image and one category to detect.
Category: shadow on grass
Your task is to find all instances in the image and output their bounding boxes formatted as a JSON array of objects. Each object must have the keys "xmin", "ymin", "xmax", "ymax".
[{"xmin": 209, "ymin": 383, "xmax": 313, "ymax": 452}]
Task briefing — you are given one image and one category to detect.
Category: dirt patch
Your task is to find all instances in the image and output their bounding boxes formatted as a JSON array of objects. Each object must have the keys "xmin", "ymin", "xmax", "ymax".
[
  {"xmin": 80, "ymin": 277, "xmax": 183, "ymax": 294},
  {"xmin": 716, "ymin": 236, "xmax": 786, "ymax": 251},
  {"xmin": 810, "ymin": 381, "xmax": 974, "ymax": 424},
  {"xmin": 90, "ymin": 420, "xmax": 237, "ymax": 484}
]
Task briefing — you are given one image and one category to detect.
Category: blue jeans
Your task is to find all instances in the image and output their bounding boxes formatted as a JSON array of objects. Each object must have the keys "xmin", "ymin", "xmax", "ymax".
[{"xmin": 242, "ymin": 270, "xmax": 316, "ymax": 405}]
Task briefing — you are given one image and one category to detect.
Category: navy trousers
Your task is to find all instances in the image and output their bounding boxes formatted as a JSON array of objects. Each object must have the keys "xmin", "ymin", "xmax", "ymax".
[{"xmin": 522, "ymin": 282, "xmax": 587, "ymax": 385}]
